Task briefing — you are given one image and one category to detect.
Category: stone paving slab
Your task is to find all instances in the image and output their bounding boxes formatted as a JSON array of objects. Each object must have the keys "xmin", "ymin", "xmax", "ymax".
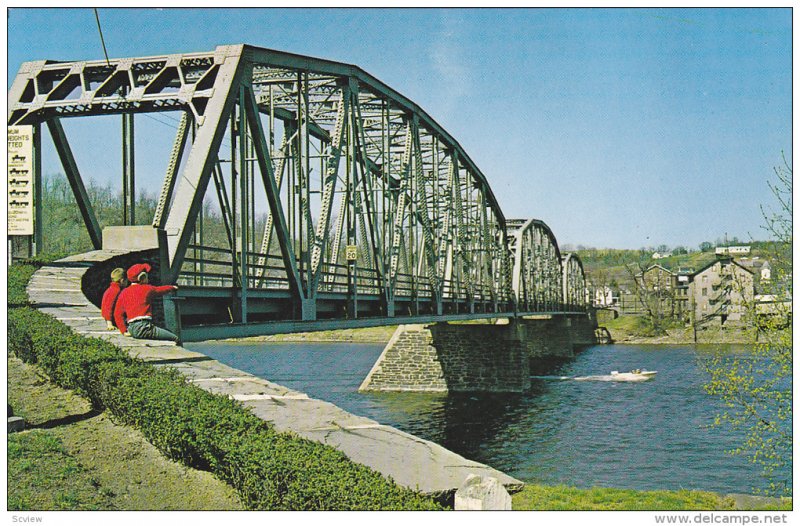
[
  {"xmin": 243, "ymin": 397, "xmax": 380, "ymax": 432},
  {"xmin": 242, "ymin": 396, "xmax": 522, "ymax": 494},
  {"xmin": 26, "ymin": 250, "xmax": 524, "ymax": 497},
  {"xmin": 189, "ymin": 375, "xmax": 304, "ymax": 398},
  {"xmin": 155, "ymin": 359, "xmax": 256, "ymax": 381}
]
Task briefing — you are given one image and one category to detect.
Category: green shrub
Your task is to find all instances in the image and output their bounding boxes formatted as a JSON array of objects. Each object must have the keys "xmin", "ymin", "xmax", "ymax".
[
  {"xmin": 8, "ymin": 309, "xmax": 35, "ymax": 362},
  {"xmin": 56, "ymin": 336, "xmax": 131, "ymax": 404},
  {"xmin": 8, "ymin": 265, "xmax": 36, "ymax": 307},
  {"xmin": 8, "ymin": 263, "xmax": 442, "ymax": 511}
]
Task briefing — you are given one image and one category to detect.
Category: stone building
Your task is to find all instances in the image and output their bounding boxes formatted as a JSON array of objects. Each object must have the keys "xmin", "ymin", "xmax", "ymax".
[
  {"xmin": 636, "ymin": 264, "xmax": 689, "ymax": 319},
  {"xmin": 688, "ymin": 257, "xmax": 754, "ymax": 326}
]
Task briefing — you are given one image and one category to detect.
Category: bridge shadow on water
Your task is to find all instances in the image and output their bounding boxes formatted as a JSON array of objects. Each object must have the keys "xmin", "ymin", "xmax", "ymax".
[
  {"xmin": 191, "ymin": 339, "xmax": 584, "ymax": 476},
  {"xmin": 360, "ymin": 355, "xmax": 579, "ymax": 469}
]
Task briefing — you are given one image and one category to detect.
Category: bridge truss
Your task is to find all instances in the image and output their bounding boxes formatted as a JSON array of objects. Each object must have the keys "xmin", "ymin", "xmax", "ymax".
[{"xmin": 8, "ymin": 44, "xmax": 587, "ymax": 339}]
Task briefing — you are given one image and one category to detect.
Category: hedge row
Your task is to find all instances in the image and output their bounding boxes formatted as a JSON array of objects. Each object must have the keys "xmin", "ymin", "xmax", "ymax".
[{"xmin": 8, "ymin": 263, "xmax": 441, "ymax": 510}]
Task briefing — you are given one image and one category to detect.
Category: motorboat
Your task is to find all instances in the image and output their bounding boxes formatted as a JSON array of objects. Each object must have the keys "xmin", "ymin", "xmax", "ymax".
[
  {"xmin": 609, "ymin": 370, "xmax": 657, "ymax": 381},
  {"xmin": 573, "ymin": 370, "xmax": 657, "ymax": 382}
]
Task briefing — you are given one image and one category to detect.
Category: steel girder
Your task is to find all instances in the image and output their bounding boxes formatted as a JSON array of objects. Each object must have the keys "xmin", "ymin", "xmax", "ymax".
[
  {"xmin": 8, "ymin": 45, "xmax": 513, "ymax": 326},
  {"xmin": 561, "ymin": 253, "xmax": 587, "ymax": 311},
  {"xmin": 507, "ymin": 218, "xmax": 565, "ymax": 312},
  {"xmin": 8, "ymin": 44, "xmax": 525, "ymax": 327}
]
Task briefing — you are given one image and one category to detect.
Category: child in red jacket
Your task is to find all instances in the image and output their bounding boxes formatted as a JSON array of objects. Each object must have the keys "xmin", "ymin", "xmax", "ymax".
[
  {"xmin": 101, "ymin": 268, "xmax": 128, "ymax": 330},
  {"xmin": 114, "ymin": 263, "xmax": 180, "ymax": 343}
]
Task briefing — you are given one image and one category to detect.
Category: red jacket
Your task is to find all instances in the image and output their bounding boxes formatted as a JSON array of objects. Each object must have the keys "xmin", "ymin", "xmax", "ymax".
[
  {"xmin": 100, "ymin": 282, "xmax": 123, "ymax": 322},
  {"xmin": 114, "ymin": 283, "xmax": 176, "ymax": 334}
]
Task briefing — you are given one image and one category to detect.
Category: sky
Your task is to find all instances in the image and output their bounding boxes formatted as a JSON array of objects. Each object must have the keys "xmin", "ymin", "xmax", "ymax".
[{"xmin": 6, "ymin": 7, "xmax": 793, "ymax": 250}]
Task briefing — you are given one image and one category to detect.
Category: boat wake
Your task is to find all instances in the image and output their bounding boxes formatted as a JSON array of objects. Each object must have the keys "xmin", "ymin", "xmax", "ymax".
[{"xmin": 531, "ymin": 371, "xmax": 657, "ymax": 383}]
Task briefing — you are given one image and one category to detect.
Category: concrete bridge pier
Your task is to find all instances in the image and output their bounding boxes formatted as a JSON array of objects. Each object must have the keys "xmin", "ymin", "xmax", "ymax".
[{"xmin": 359, "ymin": 314, "xmax": 597, "ymax": 393}]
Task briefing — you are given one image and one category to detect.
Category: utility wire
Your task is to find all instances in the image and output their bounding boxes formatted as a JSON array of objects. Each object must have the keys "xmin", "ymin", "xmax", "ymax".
[{"xmin": 93, "ymin": 8, "xmax": 111, "ymax": 66}]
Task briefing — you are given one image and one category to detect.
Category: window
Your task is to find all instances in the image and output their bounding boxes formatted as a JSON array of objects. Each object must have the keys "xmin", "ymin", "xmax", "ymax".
[
  {"xmin": 702, "ymin": 287, "xmax": 707, "ymax": 296},
  {"xmin": 702, "ymin": 275, "xmax": 708, "ymax": 283}
]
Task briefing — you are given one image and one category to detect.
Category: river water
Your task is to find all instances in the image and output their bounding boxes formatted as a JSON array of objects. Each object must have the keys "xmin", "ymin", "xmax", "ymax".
[{"xmin": 187, "ymin": 341, "xmax": 790, "ymax": 495}]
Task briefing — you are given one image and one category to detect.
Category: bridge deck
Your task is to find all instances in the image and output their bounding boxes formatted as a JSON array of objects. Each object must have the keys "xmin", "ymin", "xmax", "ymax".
[{"xmin": 25, "ymin": 250, "xmax": 523, "ymax": 497}]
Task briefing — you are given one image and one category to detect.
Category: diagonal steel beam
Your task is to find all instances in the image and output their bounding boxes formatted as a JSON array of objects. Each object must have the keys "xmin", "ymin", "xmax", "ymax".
[
  {"xmin": 46, "ymin": 118, "xmax": 102, "ymax": 249},
  {"xmin": 255, "ymin": 133, "xmax": 291, "ymax": 288},
  {"xmin": 161, "ymin": 45, "xmax": 246, "ymax": 283},
  {"xmin": 242, "ymin": 85, "xmax": 305, "ymax": 302},
  {"xmin": 153, "ymin": 111, "xmax": 191, "ymax": 229},
  {"xmin": 352, "ymin": 85, "xmax": 386, "ymax": 298},
  {"xmin": 388, "ymin": 121, "xmax": 412, "ymax": 294},
  {"xmin": 411, "ymin": 117, "xmax": 440, "ymax": 300},
  {"xmin": 210, "ymin": 161, "xmax": 240, "ymax": 286},
  {"xmin": 310, "ymin": 83, "xmax": 348, "ymax": 296},
  {"xmin": 325, "ymin": 186, "xmax": 349, "ymax": 291}
]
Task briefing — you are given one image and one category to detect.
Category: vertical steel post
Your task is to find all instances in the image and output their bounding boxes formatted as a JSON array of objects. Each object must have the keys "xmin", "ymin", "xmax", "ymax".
[
  {"xmin": 192, "ymin": 121, "xmax": 203, "ymax": 286},
  {"xmin": 303, "ymin": 73, "xmax": 311, "ymax": 289},
  {"xmin": 122, "ymin": 112, "xmax": 135, "ymax": 225},
  {"xmin": 238, "ymin": 89, "xmax": 248, "ymax": 323},
  {"xmin": 346, "ymin": 111, "xmax": 357, "ymax": 318},
  {"xmin": 32, "ymin": 123, "xmax": 42, "ymax": 255},
  {"xmin": 231, "ymin": 105, "xmax": 238, "ymax": 293}
]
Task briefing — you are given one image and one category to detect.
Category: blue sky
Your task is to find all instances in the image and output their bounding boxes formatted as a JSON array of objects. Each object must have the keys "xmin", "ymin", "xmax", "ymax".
[{"xmin": 7, "ymin": 7, "xmax": 792, "ymax": 249}]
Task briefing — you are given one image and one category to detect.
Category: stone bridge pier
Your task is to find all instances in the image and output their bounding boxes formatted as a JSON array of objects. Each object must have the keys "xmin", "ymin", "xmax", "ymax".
[{"xmin": 359, "ymin": 314, "xmax": 597, "ymax": 393}]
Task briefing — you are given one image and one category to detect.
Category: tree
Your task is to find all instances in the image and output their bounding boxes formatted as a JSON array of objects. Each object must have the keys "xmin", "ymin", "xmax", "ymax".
[
  {"xmin": 702, "ymin": 157, "xmax": 792, "ymax": 497},
  {"xmin": 625, "ymin": 260, "xmax": 679, "ymax": 335},
  {"xmin": 699, "ymin": 241, "xmax": 713, "ymax": 252}
]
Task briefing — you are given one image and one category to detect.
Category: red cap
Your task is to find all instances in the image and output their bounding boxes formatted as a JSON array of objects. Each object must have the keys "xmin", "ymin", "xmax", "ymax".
[{"xmin": 127, "ymin": 263, "xmax": 152, "ymax": 283}]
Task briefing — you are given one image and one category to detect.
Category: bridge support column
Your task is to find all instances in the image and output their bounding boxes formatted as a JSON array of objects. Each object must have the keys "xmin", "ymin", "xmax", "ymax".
[
  {"xmin": 300, "ymin": 298, "xmax": 316, "ymax": 321},
  {"xmin": 359, "ymin": 314, "xmax": 598, "ymax": 393},
  {"xmin": 359, "ymin": 321, "xmax": 530, "ymax": 393}
]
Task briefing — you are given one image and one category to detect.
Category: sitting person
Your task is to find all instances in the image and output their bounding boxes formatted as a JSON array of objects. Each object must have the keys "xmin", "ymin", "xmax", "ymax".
[
  {"xmin": 101, "ymin": 267, "xmax": 128, "ymax": 330},
  {"xmin": 114, "ymin": 263, "xmax": 180, "ymax": 343}
]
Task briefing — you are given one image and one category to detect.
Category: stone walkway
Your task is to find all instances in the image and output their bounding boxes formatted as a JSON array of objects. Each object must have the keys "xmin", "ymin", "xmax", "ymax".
[{"xmin": 26, "ymin": 250, "xmax": 523, "ymax": 497}]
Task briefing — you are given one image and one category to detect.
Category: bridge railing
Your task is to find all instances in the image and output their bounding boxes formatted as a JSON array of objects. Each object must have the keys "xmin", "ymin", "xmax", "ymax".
[{"xmin": 179, "ymin": 242, "xmax": 512, "ymax": 307}]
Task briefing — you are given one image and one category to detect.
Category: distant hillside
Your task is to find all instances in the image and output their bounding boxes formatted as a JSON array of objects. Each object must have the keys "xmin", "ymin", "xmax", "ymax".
[{"xmin": 575, "ymin": 244, "xmax": 776, "ymax": 292}]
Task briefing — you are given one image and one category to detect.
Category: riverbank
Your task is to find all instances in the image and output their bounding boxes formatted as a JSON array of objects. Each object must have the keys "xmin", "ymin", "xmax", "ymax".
[
  {"xmin": 229, "ymin": 324, "xmax": 398, "ymax": 343},
  {"xmin": 228, "ymin": 322, "xmax": 762, "ymax": 346},
  {"xmin": 600, "ymin": 315, "xmax": 764, "ymax": 345},
  {"xmin": 229, "ymin": 309, "xmax": 774, "ymax": 347}
]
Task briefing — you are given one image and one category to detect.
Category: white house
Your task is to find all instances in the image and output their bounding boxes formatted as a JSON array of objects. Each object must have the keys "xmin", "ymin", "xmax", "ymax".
[
  {"xmin": 593, "ymin": 286, "xmax": 615, "ymax": 307},
  {"xmin": 715, "ymin": 246, "xmax": 751, "ymax": 255}
]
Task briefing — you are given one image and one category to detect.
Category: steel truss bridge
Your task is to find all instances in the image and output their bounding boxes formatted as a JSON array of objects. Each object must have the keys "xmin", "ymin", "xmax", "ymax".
[{"xmin": 8, "ymin": 44, "xmax": 587, "ymax": 340}]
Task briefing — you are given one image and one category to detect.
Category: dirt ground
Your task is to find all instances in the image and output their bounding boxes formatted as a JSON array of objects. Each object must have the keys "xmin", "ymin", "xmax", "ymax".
[{"xmin": 7, "ymin": 355, "xmax": 244, "ymax": 511}]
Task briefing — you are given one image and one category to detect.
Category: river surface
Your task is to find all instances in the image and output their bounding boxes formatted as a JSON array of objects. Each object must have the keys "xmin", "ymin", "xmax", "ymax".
[{"xmin": 187, "ymin": 341, "xmax": 790, "ymax": 494}]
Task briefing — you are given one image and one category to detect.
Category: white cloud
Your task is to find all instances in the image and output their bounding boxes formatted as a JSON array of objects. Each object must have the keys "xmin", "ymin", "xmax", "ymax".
[{"xmin": 428, "ymin": 11, "xmax": 471, "ymax": 121}]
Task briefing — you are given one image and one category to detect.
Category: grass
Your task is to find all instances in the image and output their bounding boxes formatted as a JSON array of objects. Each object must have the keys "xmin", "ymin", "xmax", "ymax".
[
  {"xmin": 604, "ymin": 314, "xmax": 656, "ymax": 336},
  {"xmin": 512, "ymin": 485, "xmax": 791, "ymax": 511},
  {"xmin": 237, "ymin": 324, "xmax": 399, "ymax": 343},
  {"xmin": 8, "ymin": 430, "xmax": 113, "ymax": 511},
  {"xmin": 601, "ymin": 314, "xmax": 759, "ymax": 344},
  {"xmin": 7, "ymin": 355, "xmax": 244, "ymax": 511}
]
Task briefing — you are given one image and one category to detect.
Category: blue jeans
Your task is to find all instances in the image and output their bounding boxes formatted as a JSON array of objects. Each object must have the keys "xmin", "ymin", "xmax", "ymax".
[{"xmin": 127, "ymin": 319, "xmax": 179, "ymax": 343}]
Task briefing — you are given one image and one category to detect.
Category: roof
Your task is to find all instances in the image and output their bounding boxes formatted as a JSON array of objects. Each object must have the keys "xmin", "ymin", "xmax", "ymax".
[
  {"xmin": 638, "ymin": 264, "xmax": 674, "ymax": 277},
  {"xmin": 690, "ymin": 257, "xmax": 754, "ymax": 278}
]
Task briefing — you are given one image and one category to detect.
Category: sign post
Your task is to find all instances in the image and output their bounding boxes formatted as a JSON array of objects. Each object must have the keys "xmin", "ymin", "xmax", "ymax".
[{"xmin": 8, "ymin": 125, "xmax": 34, "ymax": 261}]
